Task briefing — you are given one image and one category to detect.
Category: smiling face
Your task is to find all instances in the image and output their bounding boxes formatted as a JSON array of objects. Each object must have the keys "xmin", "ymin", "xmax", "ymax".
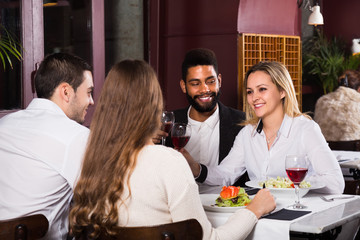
[
  {"xmin": 246, "ymin": 71, "xmax": 285, "ymax": 121},
  {"xmin": 180, "ymin": 65, "xmax": 221, "ymax": 115},
  {"xmin": 67, "ymin": 70, "xmax": 94, "ymax": 124}
]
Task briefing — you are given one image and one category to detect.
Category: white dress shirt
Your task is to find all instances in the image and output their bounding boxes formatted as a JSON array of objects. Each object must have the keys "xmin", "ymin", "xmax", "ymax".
[
  {"xmin": 205, "ymin": 114, "xmax": 345, "ymax": 194},
  {"xmin": 185, "ymin": 106, "xmax": 220, "ymax": 192},
  {"xmin": 185, "ymin": 105, "xmax": 220, "ymax": 167},
  {"xmin": 0, "ymin": 98, "xmax": 89, "ymax": 239}
]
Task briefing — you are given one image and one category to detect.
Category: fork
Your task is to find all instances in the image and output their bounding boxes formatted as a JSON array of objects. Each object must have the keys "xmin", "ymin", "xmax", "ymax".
[{"xmin": 320, "ymin": 196, "xmax": 355, "ymax": 202}]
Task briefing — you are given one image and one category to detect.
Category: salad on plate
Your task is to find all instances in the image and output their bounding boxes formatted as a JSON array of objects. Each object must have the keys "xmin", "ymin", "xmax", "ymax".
[
  {"xmin": 215, "ymin": 186, "xmax": 251, "ymax": 207},
  {"xmin": 259, "ymin": 176, "xmax": 311, "ymax": 189}
]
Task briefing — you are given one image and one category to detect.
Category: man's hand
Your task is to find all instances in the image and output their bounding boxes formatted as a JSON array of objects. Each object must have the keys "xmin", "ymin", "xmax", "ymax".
[
  {"xmin": 179, "ymin": 148, "xmax": 200, "ymax": 177},
  {"xmin": 152, "ymin": 129, "xmax": 168, "ymax": 144}
]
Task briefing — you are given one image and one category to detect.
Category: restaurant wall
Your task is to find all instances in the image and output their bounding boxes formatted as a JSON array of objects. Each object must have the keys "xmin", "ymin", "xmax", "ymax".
[
  {"xmin": 237, "ymin": 0, "xmax": 301, "ymax": 36},
  {"xmin": 148, "ymin": 0, "xmax": 301, "ymax": 111},
  {"xmin": 322, "ymin": 0, "xmax": 360, "ymax": 49}
]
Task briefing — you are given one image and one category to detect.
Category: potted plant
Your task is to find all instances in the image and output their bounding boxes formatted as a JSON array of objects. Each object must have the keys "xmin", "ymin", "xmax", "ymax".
[
  {"xmin": 303, "ymin": 30, "xmax": 360, "ymax": 94},
  {"xmin": 0, "ymin": 23, "xmax": 22, "ymax": 70}
]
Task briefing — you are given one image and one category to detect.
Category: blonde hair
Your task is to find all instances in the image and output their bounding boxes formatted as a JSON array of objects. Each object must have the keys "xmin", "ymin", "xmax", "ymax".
[
  {"xmin": 243, "ymin": 61, "xmax": 309, "ymax": 125},
  {"xmin": 70, "ymin": 60, "xmax": 163, "ymax": 238}
]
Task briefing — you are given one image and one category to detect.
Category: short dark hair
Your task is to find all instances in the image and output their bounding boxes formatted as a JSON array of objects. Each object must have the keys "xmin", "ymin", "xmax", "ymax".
[
  {"xmin": 181, "ymin": 48, "xmax": 218, "ymax": 81},
  {"xmin": 35, "ymin": 53, "xmax": 92, "ymax": 99},
  {"xmin": 339, "ymin": 70, "xmax": 360, "ymax": 90}
]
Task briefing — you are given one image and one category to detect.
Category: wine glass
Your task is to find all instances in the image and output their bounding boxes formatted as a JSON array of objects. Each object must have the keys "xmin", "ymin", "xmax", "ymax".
[
  {"xmin": 161, "ymin": 111, "xmax": 175, "ymax": 145},
  {"xmin": 171, "ymin": 123, "xmax": 191, "ymax": 150},
  {"xmin": 285, "ymin": 155, "xmax": 309, "ymax": 209}
]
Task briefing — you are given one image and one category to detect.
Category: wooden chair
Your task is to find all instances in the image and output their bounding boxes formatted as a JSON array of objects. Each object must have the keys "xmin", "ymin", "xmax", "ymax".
[
  {"xmin": 0, "ymin": 214, "xmax": 49, "ymax": 240},
  {"xmin": 327, "ymin": 140, "xmax": 360, "ymax": 151},
  {"xmin": 78, "ymin": 218, "xmax": 203, "ymax": 240}
]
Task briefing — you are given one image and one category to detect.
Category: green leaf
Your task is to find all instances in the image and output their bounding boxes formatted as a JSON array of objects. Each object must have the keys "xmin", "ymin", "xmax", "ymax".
[
  {"xmin": 0, "ymin": 23, "xmax": 23, "ymax": 70},
  {"xmin": 302, "ymin": 30, "xmax": 353, "ymax": 94}
]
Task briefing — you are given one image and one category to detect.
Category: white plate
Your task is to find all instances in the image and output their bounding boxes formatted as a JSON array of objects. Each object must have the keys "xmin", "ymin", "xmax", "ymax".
[
  {"xmin": 245, "ymin": 180, "xmax": 325, "ymax": 198},
  {"xmin": 200, "ymin": 194, "xmax": 247, "ymax": 213}
]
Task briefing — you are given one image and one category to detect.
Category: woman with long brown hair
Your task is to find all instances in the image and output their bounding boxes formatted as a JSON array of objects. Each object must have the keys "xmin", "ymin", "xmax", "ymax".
[{"xmin": 70, "ymin": 60, "xmax": 275, "ymax": 240}]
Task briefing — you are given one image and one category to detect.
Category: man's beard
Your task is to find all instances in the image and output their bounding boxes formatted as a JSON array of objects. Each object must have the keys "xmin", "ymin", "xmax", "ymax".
[{"xmin": 186, "ymin": 89, "xmax": 221, "ymax": 113}]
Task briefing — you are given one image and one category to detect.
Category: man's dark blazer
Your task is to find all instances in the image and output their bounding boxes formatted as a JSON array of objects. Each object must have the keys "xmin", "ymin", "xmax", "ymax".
[{"xmin": 166, "ymin": 101, "xmax": 249, "ymax": 186}]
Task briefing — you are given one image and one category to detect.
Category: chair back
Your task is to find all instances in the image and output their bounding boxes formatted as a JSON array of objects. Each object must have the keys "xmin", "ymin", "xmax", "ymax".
[
  {"xmin": 79, "ymin": 218, "xmax": 203, "ymax": 240},
  {"xmin": 0, "ymin": 214, "xmax": 49, "ymax": 240},
  {"xmin": 327, "ymin": 140, "xmax": 360, "ymax": 151}
]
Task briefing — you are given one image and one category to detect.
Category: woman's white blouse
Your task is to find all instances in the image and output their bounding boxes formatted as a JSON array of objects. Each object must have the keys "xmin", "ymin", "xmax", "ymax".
[{"xmin": 205, "ymin": 114, "xmax": 345, "ymax": 194}]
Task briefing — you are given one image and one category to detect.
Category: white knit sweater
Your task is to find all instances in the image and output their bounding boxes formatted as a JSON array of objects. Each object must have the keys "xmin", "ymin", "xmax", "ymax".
[
  {"xmin": 314, "ymin": 86, "xmax": 360, "ymax": 141},
  {"xmin": 116, "ymin": 145, "xmax": 258, "ymax": 240}
]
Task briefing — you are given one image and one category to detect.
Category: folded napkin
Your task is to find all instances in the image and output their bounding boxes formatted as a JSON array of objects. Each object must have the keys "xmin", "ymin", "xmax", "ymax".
[
  {"xmin": 245, "ymin": 188, "xmax": 260, "ymax": 195},
  {"xmin": 263, "ymin": 209, "xmax": 311, "ymax": 221}
]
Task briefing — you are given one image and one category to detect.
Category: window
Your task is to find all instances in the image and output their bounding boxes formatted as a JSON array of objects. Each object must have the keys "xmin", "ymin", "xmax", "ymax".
[
  {"xmin": 0, "ymin": 0, "xmax": 105, "ymax": 125},
  {"xmin": 0, "ymin": 0, "xmax": 21, "ymax": 111}
]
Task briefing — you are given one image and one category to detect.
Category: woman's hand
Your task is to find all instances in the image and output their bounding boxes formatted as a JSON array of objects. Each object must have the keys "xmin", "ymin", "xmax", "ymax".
[
  {"xmin": 179, "ymin": 148, "xmax": 200, "ymax": 177},
  {"xmin": 152, "ymin": 129, "xmax": 168, "ymax": 144},
  {"xmin": 245, "ymin": 189, "xmax": 276, "ymax": 219}
]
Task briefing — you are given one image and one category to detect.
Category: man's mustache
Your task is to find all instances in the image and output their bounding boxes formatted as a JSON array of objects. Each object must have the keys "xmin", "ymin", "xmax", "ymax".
[{"xmin": 193, "ymin": 92, "xmax": 216, "ymax": 99}]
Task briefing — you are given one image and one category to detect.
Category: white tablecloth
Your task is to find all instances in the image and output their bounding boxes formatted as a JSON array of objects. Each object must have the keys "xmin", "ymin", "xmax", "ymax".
[
  {"xmin": 333, "ymin": 150, "xmax": 360, "ymax": 170},
  {"xmin": 204, "ymin": 192, "xmax": 360, "ymax": 240}
]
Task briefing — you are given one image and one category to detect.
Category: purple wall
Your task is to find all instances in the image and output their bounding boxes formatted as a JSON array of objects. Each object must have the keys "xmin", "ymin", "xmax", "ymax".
[
  {"xmin": 148, "ymin": 0, "xmax": 301, "ymax": 111},
  {"xmin": 323, "ymin": 0, "xmax": 360, "ymax": 49},
  {"xmin": 238, "ymin": 0, "xmax": 301, "ymax": 36}
]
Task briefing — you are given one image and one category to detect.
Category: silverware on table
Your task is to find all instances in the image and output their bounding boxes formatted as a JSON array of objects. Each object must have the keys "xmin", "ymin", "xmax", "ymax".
[{"xmin": 320, "ymin": 195, "xmax": 355, "ymax": 202}]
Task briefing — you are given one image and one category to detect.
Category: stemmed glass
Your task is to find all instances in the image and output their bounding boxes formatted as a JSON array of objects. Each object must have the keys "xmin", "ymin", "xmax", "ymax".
[
  {"xmin": 285, "ymin": 155, "xmax": 309, "ymax": 209},
  {"xmin": 161, "ymin": 111, "xmax": 175, "ymax": 146},
  {"xmin": 171, "ymin": 123, "xmax": 191, "ymax": 150}
]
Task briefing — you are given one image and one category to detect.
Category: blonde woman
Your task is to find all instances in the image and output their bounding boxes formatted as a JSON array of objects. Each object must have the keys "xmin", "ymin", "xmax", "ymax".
[
  {"xmin": 69, "ymin": 60, "xmax": 275, "ymax": 240},
  {"xmin": 185, "ymin": 61, "xmax": 344, "ymax": 194}
]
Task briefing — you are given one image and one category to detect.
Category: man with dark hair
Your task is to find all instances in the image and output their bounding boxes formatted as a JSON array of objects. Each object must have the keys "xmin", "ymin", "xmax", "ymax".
[
  {"xmin": 0, "ymin": 53, "xmax": 94, "ymax": 239},
  {"xmin": 160, "ymin": 48, "xmax": 248, "ymax": 191}
]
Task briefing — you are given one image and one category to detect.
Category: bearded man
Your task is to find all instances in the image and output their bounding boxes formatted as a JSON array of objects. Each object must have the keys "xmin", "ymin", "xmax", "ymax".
[{"xmin": 165, "ymin": 48, "xmax": 248, "ymax": 191}]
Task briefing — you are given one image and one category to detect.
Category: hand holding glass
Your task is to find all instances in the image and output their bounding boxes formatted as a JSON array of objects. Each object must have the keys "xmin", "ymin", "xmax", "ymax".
[
  {"xmin": 161, "ymin": 111, "xmax": 175, "ymax": 145},
  {"xmin": 171, "ymin": 123, "xmax": 191, "ymax": 150},
  {"xmin": 285, "ymin": 155, "xmax": 309, "ymax": 209}
]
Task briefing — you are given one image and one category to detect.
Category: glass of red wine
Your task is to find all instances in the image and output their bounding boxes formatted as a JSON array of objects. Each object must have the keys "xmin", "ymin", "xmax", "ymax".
[
  {"xmin": 171, "ymin": 123, "xmax": 191, "ymax": 150},
  {"xmin": 161, "ymin": 111, "xmax": 175, "ymax": 146},
  {"xmin": 285, "ymin": 155, "xmax": 309, "ymax": 209}
]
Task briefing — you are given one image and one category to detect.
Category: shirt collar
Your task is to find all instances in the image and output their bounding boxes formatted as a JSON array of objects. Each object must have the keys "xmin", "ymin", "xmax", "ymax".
[
  {"xmin": 187, "ymin": 104, "xmax": 219, "ymax": 129},
  {"xmin": 252, "ymin": 114, "xmax": 292, "ymax": 139},
  {"xmin": 27, "ymin": 98, "xmax": 68, "ymax": 117},
  {"xmin": 280, "ymin": 114, "xmax": 292, "ymax": 138}
]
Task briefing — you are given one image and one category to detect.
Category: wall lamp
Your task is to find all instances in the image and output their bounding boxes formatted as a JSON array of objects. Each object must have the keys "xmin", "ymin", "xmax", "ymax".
[{"xmin": 297, "ymin": 0, "xmax": 324, "ymax": 26}]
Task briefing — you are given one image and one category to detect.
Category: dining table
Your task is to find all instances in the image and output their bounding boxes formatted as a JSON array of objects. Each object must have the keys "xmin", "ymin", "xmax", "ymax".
[
  {"xmin": 200, "ymin": 185, "xmax": 360, "ymax": 240},
  {"xmin": 333, "ymin": 150, "xmax": 360, "ymax": 179}
]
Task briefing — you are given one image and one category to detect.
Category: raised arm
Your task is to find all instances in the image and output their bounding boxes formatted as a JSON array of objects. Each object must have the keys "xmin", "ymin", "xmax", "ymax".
[{"xmin": 203, "ymin": 129, "xmax": 247, "ymax": 186}]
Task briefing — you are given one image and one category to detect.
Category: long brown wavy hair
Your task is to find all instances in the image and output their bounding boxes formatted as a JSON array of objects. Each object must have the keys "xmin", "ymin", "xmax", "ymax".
[{"xmin": 69, "ymin": 60, "xmax": 163, "ymax": 238}]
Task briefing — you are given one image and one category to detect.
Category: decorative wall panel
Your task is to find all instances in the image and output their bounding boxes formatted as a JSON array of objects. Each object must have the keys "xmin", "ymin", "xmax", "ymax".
[{"xmin": 238, "ymin": 33, "xmax": 302, "ymax": 110}]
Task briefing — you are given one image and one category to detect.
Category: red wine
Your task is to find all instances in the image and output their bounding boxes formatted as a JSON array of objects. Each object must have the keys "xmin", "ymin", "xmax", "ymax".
[
  {"xmin": 161, "ymin": 122, "xmax": 173, "ymax": 133},
  {"xmin": 286, "ymin": 168, "xmax": 308, "ymax": 184},
  {"xmin": 171, "ymin": 136, "xmax": 190, "ymax": 149}
]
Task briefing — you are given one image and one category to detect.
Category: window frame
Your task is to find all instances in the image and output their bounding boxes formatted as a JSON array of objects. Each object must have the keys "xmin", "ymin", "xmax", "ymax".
[{"xmin": 0, "ymin": 0, "xmax": 105, "ymax": 123}]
